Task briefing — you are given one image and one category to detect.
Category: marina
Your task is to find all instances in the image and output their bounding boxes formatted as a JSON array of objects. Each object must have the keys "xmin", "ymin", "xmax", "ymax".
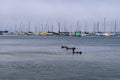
[
  {"xmin": 1, "ymin": 0, "xmax": 120, "ymax": 80},
  {"xmin": 1, "ymin": 18, "xmax": 120, "ymax": 37}
]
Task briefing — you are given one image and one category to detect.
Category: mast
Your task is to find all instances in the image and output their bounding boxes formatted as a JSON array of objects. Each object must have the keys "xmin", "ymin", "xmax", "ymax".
[
  {"xmin": 45, "ymin": 24, "xmax": 48, "ymax": 32},
  {"xmin": 93, "ymin": 22, "xmax": 96, "ymax": 33},
  {"xmin": 41, "ymin": 24, "xmax": 43, "ymax": 32},
  {"xmin": 84, "ymin": 21, "xmax": 87, "ymax": 32},
  {"xmin": 23, "ymin": 23, "xmax": 25, "ymax": 33},
  {"xmin": 20, "ymin": 22, "xmax": 23, "ymax": 33},
  {"xmin": 104, "ymin": 17, "xmax": 106, "ymax": 33},
  {"xmin": 51, "ymin": 24, "xmax": 53, "ymax": 32},
  {"xmin": 97, "ymin": 21, "xmax": 99, "ymax": 32},
  {"xmin": 64, "ymin": 23, "xmax": 67, "ymax": 32},
  {"xmin": 70, "ymin": 24, "xmax": 73, "ymax": 32},
  {"xmin": 48, "ymin": 24, "xmax": 50, "ymax": 32},
  {"xmin": 114, "ymin": 20, "xmax": 117, "ymax": 33},
  {"xmin": 28, "ymin": 21, "xmax": 31, "ymax": 32},
  {"xmin": 77, "ymin": 21, "xmax": 81, "ymax": 31},
  {"xmin": 58, "ymin": 22, "xmax": 61, "ymax": 33},
  {"xmin": 15, "ymin": 24, "xmax": 17, "ymax": 33},
  {"xmin": 38, "ymin": 24, "xmax": 40, "ymax": 32},
  {"xmin": 35, "ymin": 25, "xmax": 37, "ymax": 33}
]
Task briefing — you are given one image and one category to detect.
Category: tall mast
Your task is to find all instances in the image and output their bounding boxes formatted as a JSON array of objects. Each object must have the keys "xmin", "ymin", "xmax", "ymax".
[
  {"xmin": 15, "ymin": 24, "xmax": 17, "ymax": 33},
  {"xmin": 93, "ymin": 22, "xmax": 96, "ymax": 33},
  {"xmin": 45, "ymin": 24, "xmax": 48, "ymax": 32},
  {"xmin": 20, "ymin": 22, "xmax": 23, "ymax": 33},
  {"xmin": 28, "ymin": 21, "xmax": 31, "ymax": 32},
  {"xmin": 51, "ymin": 24, "xmax": 53, "ymax": 32},
  {"xmin": 84, "ymin": 21, "xmax": 87, "ymax": 32},
  {"xmin": 23, "ymin": 24, "xmax": 25, "ymax": 33},
  {"xmin": 48, "ymin": 24, "xmax": 49, "ymax": 32},
  {"xmin": 104, "ymin": 17, "xmax": 106, "ymax": 33},
  {"xmin": 35, "ymin": 25, "xmax": 37, "ymax": 33},
  {"xmin": 64, "ymin": 23, "xmax": 67, "ymax": 32},
  {"xmin": 58, "ymin": 22, "xmax": 61, "ymax": 33},
  {"xmin": 77, "ymin": 21, "xmax": 81, "ymax": 31},
  {"xmin": 38, "ymin": 24, "xmax": 40, "ymax": 32},
  {"xmin": 97, "ymin": 21, "xmax": 99, "ymax": 32},
  {"xmin": 41, "ymin": 24, "xmax": 43, "ymax": 32},
  {"xmin": 70, "ymin": 24, "xmax": 73, "ymax": 32},
  {"xmin": 114, "ymin": 20, "xmax": 117, "ymax": 33}
]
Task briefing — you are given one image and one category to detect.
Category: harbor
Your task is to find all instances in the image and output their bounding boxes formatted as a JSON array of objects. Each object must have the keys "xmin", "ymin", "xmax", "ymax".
[
  {"xmin": 0, "ymin": 35, "xmax": 120, "ymax": 80},
  {"xmin": 0, "ymin": 19, "xmax": 120, "ymax": 37},
  {"xmin": 1, "ymin": 0, "xmax": 120, "ymax": 80}
]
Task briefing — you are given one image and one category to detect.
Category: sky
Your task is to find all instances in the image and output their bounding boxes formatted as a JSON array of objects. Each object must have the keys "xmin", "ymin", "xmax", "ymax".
[{"xmin": 0, "ymin": 0, "xmax": 120, "ymax": 32}]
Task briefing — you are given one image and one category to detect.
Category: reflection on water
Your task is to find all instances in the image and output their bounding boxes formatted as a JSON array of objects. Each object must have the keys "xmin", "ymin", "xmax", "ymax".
[{"xmin": 0, "ymin": 35, "xmax": 120, "ymax": 80}]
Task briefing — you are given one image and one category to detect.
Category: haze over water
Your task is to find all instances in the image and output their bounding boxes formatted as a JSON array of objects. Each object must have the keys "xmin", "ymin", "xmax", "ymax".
[{"xmin": 0, "ymin": 35, "xmax": 120, "ymax": 80}]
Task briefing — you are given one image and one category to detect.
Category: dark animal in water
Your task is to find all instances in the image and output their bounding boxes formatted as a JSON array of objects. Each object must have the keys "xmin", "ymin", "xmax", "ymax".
[
  {"xmin": 61, "ymin": 46, "xmax": 76, "ymax": 50},
  {"xmin": 61, "ymin": 46, "xmax": 82, "ymax": 55},
  {"xmin": 61, "ymin": 46, "xmax": 68, "ymax": 49},
  {"xmin": 75, "ymin": 51, "xmax": 82, "ymax": 55}
]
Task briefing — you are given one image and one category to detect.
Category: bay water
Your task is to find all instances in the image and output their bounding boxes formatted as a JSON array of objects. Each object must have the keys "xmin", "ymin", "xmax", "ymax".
[{"xmin": 0, "ymin": 35, "xmax": 120, "ymax": 80}]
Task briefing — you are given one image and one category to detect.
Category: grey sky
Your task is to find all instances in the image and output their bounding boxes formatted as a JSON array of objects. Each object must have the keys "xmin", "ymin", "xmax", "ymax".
[{"xmin": 0, "ymin": 0, "xmax": 120, "ymax": 32}]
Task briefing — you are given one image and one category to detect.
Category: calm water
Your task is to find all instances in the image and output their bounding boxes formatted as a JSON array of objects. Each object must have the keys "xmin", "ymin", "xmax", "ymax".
[{"xmin": 0, "ymin": 35, "xmax": 120, "ymax": 80}]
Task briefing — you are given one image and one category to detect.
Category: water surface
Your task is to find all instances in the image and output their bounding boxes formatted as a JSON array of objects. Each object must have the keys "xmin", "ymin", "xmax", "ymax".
[{"xmin": 0, "ymin": 35, "xmax": 120, "ymax": 80}]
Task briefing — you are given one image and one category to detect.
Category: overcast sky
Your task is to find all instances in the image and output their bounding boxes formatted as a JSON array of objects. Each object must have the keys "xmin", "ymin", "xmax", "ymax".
[{"xmin": 0, "ymin": 0, "xmax": 120, "ymax": 32}]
